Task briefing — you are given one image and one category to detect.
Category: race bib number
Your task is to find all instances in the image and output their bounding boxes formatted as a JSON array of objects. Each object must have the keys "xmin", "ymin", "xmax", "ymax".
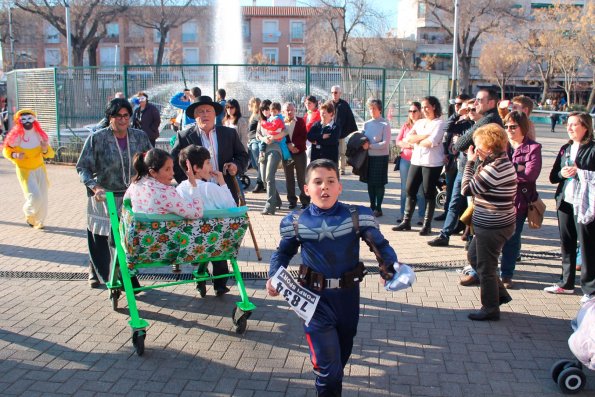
[{"xmin": 271, "ymin": 267, "xmax": 320, "ymax": 326}]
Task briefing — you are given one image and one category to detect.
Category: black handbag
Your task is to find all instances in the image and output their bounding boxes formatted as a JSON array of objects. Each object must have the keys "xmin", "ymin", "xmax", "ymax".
[{"xmin": 393, "ymin": 155, "xmax": 401, "ymax": 171}]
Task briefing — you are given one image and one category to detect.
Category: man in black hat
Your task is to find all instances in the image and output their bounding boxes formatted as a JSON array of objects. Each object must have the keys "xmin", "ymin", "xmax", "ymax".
[{"xmin": 171, "ymin": 95, "xmax": 249, "ymax": 296}]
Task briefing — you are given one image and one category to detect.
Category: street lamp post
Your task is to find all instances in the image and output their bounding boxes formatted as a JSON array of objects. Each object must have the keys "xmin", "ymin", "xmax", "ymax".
[
  {"xmin": 287, "ymin": 44, "xmax": 291, "ymax": 80},
  {"xmin": 8, "ymin": 4, "xmax": 15, "ymax": 69},
  {"xmin": 450, "ymin": 0, "xmax": 459, "ymax": 98},
  {"xmin": 65, "ymin": 1, "xmax": 72, "ymax": 67}
]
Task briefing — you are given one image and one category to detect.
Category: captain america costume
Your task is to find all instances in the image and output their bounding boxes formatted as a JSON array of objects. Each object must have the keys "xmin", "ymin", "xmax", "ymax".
[{"xmin": 269, "ymin": 201, "xmax": 397, "ymax": 396}]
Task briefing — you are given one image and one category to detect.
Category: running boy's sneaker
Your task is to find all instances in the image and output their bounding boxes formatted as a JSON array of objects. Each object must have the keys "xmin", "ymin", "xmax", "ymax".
[
  {"xmin": 580, "ymin": 294, "xmax": 594, "ymax": 304},
  {"xmin": 543, "ymin": 285, "xmax": 574, "ymax": 294}
]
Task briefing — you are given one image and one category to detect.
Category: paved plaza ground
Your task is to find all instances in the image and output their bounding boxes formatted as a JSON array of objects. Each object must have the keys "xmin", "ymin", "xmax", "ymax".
[{"xmin": 0, "ymin": 124, "xmax": 593, "ymax": 396}]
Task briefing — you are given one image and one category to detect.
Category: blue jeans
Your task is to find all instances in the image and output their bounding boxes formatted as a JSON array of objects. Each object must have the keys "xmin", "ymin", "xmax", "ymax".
[
  {"xmin": 248, "ymin": 140, "xmax": 263, "ymax": 184},
  {"xmin": 500, "ymin": 214, "xmax": 525, "ymax": 279},
  {"xmin": 439, "ymin": 169, "xmax": 465, "ymax": 238},
  {"xmin": 261, "ymin": 150, "xmax": 282, "ymax": 212},
  {"xmin": 399, "ymin": 158, "xmax": 425, "ymax": 219}
]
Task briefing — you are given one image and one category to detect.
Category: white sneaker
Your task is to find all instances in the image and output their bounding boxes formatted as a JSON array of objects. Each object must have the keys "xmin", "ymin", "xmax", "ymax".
[
  {"xmin": 580, "ymin": 294, "xmax": 594, "ymax": 304},
  {"xmin": 544, "ymin": 285, "xmax": 574, "ymax": 294}
]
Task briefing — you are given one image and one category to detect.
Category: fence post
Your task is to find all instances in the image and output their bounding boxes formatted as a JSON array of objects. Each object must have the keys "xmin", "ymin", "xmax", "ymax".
[
  {"xmin": 428, "ymin": 72, "xmax": 431, "ymax": 95},
  {"xmin": 363, "ymin": 79, "xmax": 367, "ymax": 121},
  {"xmin": 123, "ymin": 65, "xmax": 129, "ymax": 98},
  {"xmin": 213, "ymin": 65, "xmax": 218, "ymax": 97},
  {"xmin": 381, "ymin": 68, "xmax": 387, "ymax": 118},
  {"xmin": 305, "ymin": 65, "xmax": 310, "ymax": 96},
  {"xmin": 54, "ymin": 67, "xmax": 61, "ymax": 151}
]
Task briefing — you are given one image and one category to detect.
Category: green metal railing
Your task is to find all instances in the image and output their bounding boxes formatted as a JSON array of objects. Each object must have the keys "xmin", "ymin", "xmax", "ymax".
[{"xmin": 6, "ymin": 64, "xmax": 449, "ymax": 161}]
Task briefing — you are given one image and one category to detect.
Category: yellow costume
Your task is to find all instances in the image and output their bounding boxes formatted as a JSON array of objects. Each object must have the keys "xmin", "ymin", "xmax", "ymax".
[{"xmin": 2, "ymin": 109, "xmax": 55, "ymax": 229}]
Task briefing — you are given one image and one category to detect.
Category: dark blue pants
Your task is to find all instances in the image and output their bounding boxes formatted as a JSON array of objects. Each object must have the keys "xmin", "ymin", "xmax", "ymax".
[
  {"xmin": 304, "ymin": 287, "xmax": 359, "ymax": 397},
  {"xmin": 439, "ymin": 169, "xmax": 466, "ymax": 238}
]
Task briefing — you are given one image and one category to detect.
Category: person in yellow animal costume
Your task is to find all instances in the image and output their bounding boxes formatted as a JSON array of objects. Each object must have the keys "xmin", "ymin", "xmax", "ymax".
[{"xmin": 3, "ymin": 109, "xmax": 55, "ymax": 229}]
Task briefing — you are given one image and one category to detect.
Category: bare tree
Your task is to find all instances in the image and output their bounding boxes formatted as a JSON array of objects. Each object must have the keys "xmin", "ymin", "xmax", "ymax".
[
  {"xmin": 424, "ymin": 0, "xmax": 521, "ymax": 94},
  {"xmin": 128, "ymin": 0, "xmax": 204, "ymax": 66},
  {"xmin": 14, "ymin": 0, "xmax": 129, "ymax": 67},
  {"xmin": 348, "ymin": 36, "xmax": 415, "ymax": 69},
  {"xmin": 479, "ymin": 39, "xmax": 523, "ymax": 99},
  {"xmin": 576, "ymin": 2, "xmax": 595, "ymax": 110},
  {"xmin": 306, "ymin": 0, "xmax": 386, "ymax": 67}
]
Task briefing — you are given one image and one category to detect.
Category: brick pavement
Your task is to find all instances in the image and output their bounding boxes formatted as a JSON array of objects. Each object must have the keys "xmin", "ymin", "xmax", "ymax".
[{"xmin": 0, "ymin": 124, "xmax": 593, "ymax": 396}]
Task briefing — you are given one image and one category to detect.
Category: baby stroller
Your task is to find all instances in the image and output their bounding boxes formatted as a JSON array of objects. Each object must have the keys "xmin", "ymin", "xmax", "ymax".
[
  {"xmin": 435, "ymin": 172, "xmax": 447, "ymax": 211},
  {"xmin": 550, "ymin": 299, "xmax": 595, "ymax": 394}
]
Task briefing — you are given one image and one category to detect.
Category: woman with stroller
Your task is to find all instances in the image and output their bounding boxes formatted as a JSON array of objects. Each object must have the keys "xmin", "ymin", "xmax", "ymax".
[
  {"xmin": 394, "ymin": 101, "xmax": 426, "ymax": 225},
  {"xmin": 546, "ymin": 112, "xmax": 595, "ymax": 304},
  {"xmin": 499, "ymin": 111, "xmax": 542, "ymax": 289}
]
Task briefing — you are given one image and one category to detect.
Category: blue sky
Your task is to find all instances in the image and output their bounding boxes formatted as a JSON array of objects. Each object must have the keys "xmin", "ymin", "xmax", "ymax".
[{"xmin": 239, "ymin": 0, "xmax": 398, "ymax": 29}]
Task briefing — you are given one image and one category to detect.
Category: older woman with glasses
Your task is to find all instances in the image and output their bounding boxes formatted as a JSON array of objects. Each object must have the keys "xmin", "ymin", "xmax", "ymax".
[
  {"xmin": 462, "ymin": 124, "xmax": 517, "ymax": 321},
  {"xmin": 546, "ymin": 112, "xmax": 595, "ymax": 304},
  {"xmin": 499, "ymin": 111, "xmax": 542, "ymax": 289},
  {"xmin": 394, "ymin": 101, "xmax": 425, "ymax": 224},
  {"xmin": 76, "ymin": 98, "xmax": 152, "ymax": 288}
]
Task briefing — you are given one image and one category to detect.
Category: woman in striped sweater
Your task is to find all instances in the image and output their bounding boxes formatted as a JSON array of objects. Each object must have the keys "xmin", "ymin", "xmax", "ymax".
[{"xmin": 461, "ymin": 123, "xmax": 517, "ymax": 321}]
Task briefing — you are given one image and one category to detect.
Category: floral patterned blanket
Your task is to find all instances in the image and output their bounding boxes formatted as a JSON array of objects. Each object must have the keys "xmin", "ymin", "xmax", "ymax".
[{"xmin": 120, "ymin": 206, "xmax": 249, "ymax": 266}]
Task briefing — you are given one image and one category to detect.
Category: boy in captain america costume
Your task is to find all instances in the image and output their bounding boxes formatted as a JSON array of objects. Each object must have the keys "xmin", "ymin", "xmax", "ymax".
[{"xmin": 266, "ymin": 158, "xmax": 398, "ymax": 396}]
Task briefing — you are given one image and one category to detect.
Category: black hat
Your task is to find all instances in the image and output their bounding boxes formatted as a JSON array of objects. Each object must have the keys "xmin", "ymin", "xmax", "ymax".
[{"xmin": 185, "ymin": 96, "xmax": 223, "ymax": 119}]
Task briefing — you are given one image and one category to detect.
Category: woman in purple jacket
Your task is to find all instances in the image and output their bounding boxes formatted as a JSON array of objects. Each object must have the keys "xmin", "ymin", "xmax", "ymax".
[{"xmin": 500, "ymin": 111, "xmax": 542, "ymax": 288}]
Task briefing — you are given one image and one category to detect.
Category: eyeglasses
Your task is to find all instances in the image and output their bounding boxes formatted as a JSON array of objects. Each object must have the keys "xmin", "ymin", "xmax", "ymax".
[
  {"xmin": 475, "ymin": 97, "xmax": 484, "ymax": 102},
  {"xmin": 468, "ymin": 108, "xmax": 477, "ymax": 112},
  {"xmin": 504, "ymin": 124, "xmax": 518, "ymax": 131},
  {"xmin": 408, "ymin": 109, "xmax": 419, "ymax": 113},
  {"xmin": 331, "ymin": 91, "xmax": 339, "ymax": 94},
  {"xmin": 455, "ymin": 102, "xmax": 463, "ymax": 106},
  {"xmin": 113, "ymin": 113, "xmax": 130, "ymax": 119}
]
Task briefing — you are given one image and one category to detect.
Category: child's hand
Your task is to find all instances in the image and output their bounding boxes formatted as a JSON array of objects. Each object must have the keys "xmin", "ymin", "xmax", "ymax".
[
  {"xmin": 266, "ymin": 278, "xmax": 279, "ymax": 296},
  {"xmin": 211, "ymin": 170, "xmax": 226, "ymax": 186},
  {"xmin": 40, "ymin": 140, "xmax": 49, "ymax": 152},
  {"xmin": 185, "ymin": 160, "xmax": 197, "ymax": 187}
]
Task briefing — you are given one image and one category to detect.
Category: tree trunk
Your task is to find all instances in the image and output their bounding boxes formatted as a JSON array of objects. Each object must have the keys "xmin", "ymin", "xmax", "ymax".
[
  {"xmin": 87, "ymin": 41, "xmax": 99, "ymax": 67},
  {"xmin": 587, "ymin": 73, "xmax": 595, "ymax": 111},
  {"xmin": 459, "ymin": 56, "xmax": 472, "ymax": 94},
  {"xmin": 541, "ymin": 79, "xmax": 549, "ymax": 103},
  {"xmin": 498, "ymin": 81, "xmax": 505, "ymax": 100},
  {"xmin": 73, "ymin": 46, "xmax": 85, "ymax": 67}
]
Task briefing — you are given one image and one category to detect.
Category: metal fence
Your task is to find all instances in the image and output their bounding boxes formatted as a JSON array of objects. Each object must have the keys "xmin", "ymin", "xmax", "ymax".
[{"xmin": 5, "ymin": 64, "xmax": 449, "ymax": 162}]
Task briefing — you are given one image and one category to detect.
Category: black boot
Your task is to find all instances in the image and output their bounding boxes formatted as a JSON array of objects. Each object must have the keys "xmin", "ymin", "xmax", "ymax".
[
  {"xmin": 392, "ymin": 198, "xmax": 416, "ymax": 231},
  {"xmin": 252, "ymin": 182, "xmax": 265, "ymax": 193},
  {"xmin": 419, "ymin": 200, "xmax": 435, "ymax": 236}
]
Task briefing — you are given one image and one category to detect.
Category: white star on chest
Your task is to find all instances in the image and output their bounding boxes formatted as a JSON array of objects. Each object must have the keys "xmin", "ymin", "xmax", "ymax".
[{"xmin": 312, "ymin": 220, "xmax": 338, "ymax": 241}]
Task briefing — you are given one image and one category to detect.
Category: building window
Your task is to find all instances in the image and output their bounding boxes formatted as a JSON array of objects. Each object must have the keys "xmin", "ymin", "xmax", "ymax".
[
  {"xmin": 45, "ymin": 48, "xmax": 61, "ymax": 67},
  {"xmin": 45, "ymin": 24, "xmax": 60, "ymax": 44},
  {"xmin": 99, "ymin": 47, "xmax": 117, "ymax": 66},
  {"xmin": 154, "ymin": 30, "xmax": 169, "ymax": 43},
  {"xmin": 154, "ymin": 48, "xmax": 170, "ymax": 64},
  {"xmin": 418, "ymin": 1, "xmax": 426, "ymax": 18},
  {"xmin": 128, "ymin": 48, "xmax": 145, "ymax": 65},
  {"xmin": 129, "ymin": 24, "xmax": 144, "ymax": 39},
  {"xmin": 182, "ymin": 22, "xmax": 198, "ymax": 43},
  {"xmin": 183, "ymin": 48, "xmax": 199, "ymax": 64},
  {"xmin": 262, "ymin": 20, "xmax": 279, "ymax": 43},
  {"xmin": 290, "ymin": 48, "xmax": 305, "ymax": 65},
  {"xmin": 106, "ymin": 23, "xmax": 119, "ymax": 39},
  {"xmin": 290, "ymin": 21, "xmax": 304, "ymax": 41},
  {"xmin": 263, "ymin": 48, "xmax": 278, "ymax": 64},
  {"xmin": 242, "ymin": 20, "xmax": 250, "ymax": 39}
]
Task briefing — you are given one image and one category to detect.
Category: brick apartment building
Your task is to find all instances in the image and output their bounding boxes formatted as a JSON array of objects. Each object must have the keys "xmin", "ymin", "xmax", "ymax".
[{"xmin": 1, "ymin": 4, "xmax": 317, "ymax": 70}]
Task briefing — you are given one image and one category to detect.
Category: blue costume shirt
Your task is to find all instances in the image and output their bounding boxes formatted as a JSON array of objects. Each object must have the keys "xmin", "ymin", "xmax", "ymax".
[{"xmin": 269, "ymin": 202, "xmax": 397, "ymax": 279}]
